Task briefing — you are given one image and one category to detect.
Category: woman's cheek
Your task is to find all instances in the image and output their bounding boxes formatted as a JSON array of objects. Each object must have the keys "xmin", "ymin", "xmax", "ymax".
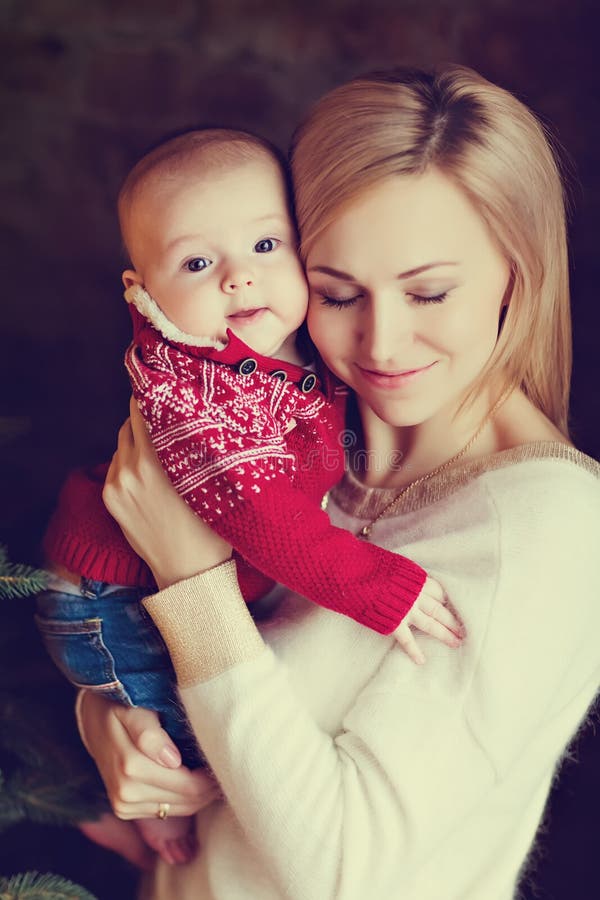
[{"xmin": 306, "ymin": 303, "xmax": 330, "ymax": 357}]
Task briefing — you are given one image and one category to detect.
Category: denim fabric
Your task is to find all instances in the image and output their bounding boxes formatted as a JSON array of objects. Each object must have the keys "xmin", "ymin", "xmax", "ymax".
[{"xmin": 35, "ymin": 576, "xmax": 203, "ymax": 768}]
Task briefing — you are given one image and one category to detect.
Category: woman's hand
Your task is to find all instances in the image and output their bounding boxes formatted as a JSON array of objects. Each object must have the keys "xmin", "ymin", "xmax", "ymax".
[
  {"xmin": 103, "ymin": 398, "xmax": 232, "ymax": 589},
  {"xmin": 78, "ymin": 690, "xmax": 221, "ymax": 821}
]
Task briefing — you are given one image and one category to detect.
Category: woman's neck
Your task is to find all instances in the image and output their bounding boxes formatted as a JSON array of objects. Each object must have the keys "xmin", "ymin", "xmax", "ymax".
[
  {"xmin": 353, "ymin": 389, "xmax": 504, "ymax": 489},
  {"xmin": 351, "ymin": 387, "xmax": 570, "ymax": 489}
]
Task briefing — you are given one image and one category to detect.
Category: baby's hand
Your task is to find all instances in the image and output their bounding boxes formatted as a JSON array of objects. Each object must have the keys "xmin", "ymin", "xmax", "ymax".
[{"xmin": 392, "ymin": 577, "xmax": 464, "ymax": 665}]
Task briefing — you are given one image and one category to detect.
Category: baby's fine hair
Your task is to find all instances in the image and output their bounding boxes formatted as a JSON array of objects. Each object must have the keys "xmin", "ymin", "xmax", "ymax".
[{"xmin": 118, "ymin": 127, "xmax": 288, "ymax": 250}]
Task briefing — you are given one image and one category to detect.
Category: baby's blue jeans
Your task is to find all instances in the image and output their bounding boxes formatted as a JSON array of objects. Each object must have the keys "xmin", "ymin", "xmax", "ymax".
[{"xmin": 35, "ymin": 574, "xmax": 203, "ymax": 768}]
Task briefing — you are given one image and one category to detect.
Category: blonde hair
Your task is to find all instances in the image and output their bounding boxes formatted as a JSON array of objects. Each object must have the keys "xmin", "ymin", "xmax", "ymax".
[{"xmin": 291, "ymin": 66, "xmax": 572, "ymax": 435}]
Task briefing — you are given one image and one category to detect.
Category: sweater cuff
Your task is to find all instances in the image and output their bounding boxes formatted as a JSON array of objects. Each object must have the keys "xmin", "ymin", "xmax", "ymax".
[
  {"xmin": 360, "ymin": 561, "xmax": 428, "ymax": 634},
  {"xmin": 142, "ymin": 560, "xmax": 266, "ymax": 687}
]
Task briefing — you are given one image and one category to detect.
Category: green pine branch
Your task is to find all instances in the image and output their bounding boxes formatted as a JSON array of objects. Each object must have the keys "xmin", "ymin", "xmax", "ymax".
[
  {"xmin": 0, "ymin": 547, "xmax": 48, "ymax": 600},
  {"xmin": 0, "ymin": 767, "xmax": 107, "ymax": 831},
  {"xmin": 0, "ymin": 870, "xmax": 98, "ymax": 899},
  {"xmin": 0, "ymin": 692, "xmax": 108, "ymax": 829}
]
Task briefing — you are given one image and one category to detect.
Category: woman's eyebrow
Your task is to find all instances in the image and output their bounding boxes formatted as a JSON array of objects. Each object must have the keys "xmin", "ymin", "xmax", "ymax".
[
  {"xmin": 397, "ymin": 261, "xmax": 458, "ymax": 279},
  {"xmin": 308, "ymin": 262, "xmax": 458, "ymax": 281}
]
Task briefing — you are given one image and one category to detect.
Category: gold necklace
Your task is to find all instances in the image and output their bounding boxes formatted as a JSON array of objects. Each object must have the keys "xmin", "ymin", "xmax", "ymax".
[
  {"xmin": 356, "ymin": 397, "xmax": 505, "ymax": 538},
  {"xmin": 323, "ymin": 396, "xmax": 504, "ymax": 539}
]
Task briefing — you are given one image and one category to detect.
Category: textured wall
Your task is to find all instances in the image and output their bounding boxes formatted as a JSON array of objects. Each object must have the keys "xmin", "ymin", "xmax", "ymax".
[
  {"xmin": 1, "ymin": 1, "xmax": 598, "ymax": 897},
  {"xmin": 2, "ymin": 0, "xmax": 600, "ymax": 550}
]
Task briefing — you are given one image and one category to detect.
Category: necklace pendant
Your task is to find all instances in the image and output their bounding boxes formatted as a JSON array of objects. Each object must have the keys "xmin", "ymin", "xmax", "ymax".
[{"xmin": 358, "ymin": 524, "xmax": 372, "ymax": 539}]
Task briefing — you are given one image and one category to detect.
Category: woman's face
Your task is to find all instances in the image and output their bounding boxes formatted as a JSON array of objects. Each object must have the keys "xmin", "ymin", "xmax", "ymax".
[{"xmin": 305, "ymin": 167, "xmax": 510, "ymax": 427}]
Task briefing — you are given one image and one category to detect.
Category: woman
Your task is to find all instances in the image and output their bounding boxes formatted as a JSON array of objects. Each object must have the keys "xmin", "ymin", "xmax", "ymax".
[{"xmin": 79, "ymin": 66, "xmax": 600, "ymax": 899}]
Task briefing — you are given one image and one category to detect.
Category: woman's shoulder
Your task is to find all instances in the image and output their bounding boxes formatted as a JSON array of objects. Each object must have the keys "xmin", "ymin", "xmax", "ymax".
[
  {"xmin": 332, "ymin": 440, "xmax": 599, "ymax": 524},
  {"xmin": 478, "ymin": 440, "xmax": 600, "ymax": 506},
  {"xmin": 460, "ymin": 442, "xmax": 600, "ymax": 548},
  {"xmin": 476, "ymin": 390, "xmax": 599, "ymax": 495}
]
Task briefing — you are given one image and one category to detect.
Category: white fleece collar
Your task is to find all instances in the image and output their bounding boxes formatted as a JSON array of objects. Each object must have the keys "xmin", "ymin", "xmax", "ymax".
[{"xmin": 124, "ymin": 284, "xmax": 227, "ymax": 350}]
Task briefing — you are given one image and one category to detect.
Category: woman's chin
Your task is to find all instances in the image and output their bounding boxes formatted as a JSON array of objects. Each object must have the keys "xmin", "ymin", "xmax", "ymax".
[{"xmin": 364, "ymin": 395, "xmax": 433, "ymax": 429}]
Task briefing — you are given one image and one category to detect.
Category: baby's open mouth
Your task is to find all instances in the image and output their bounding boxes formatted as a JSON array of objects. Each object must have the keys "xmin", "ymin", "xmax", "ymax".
[{"xmin": 228, "ymin": 308, "xmax": 267, "ymax": 321}]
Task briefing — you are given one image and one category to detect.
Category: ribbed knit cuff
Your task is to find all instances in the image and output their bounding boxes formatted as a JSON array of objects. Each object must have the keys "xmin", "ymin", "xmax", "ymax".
[
  {"xmin": 142, "ymin": 560, "xmax": 266, "ymax": 686},
  {"xmin": 43, "ymin": 528, "xmax": 156, "ymax": 589},
  {"xmin": 360, "ymin": 559, "xmax": 428, "ymax": 634}
]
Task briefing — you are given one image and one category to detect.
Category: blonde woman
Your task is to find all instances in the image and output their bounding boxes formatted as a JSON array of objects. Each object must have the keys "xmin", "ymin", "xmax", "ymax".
[{"xmin": 78, "ymin": 66, "xmax": 600, "ymax": 899}]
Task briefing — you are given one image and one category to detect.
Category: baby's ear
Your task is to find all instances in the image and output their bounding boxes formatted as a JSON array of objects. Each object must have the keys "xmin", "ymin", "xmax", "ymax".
[{"xmin": 122, "ymin": 269, "xmax": 143, "ymax": 290}]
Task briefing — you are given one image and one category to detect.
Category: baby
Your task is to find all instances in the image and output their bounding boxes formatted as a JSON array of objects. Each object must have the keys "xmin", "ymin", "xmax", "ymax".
[{"xmin": 38, "ymin": 129, "xmax": 461, "ymax": 863}]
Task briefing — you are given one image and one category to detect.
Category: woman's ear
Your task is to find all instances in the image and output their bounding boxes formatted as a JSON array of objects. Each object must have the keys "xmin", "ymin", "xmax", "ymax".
[{"xmin": 122, "ymin": 269, "xmax": 143, "ymax": 290}]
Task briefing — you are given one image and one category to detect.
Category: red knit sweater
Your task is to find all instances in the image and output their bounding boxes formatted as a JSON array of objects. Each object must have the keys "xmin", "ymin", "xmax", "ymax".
[{"xmin": 44, "ymin": 309, "xmax": 427, "ymax": 634}]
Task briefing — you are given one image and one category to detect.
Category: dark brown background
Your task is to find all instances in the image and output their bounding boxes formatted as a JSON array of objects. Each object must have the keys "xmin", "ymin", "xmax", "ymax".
[{"xmin": 1, "ymin": 1, "xmax": 598, "ymax": 898}]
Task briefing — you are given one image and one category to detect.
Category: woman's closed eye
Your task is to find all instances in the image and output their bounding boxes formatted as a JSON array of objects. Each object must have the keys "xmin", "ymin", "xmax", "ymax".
[
  {"xmin": 317, "ymin": 290, "xmax": 449, "ymax": 309},
  {"xmin": 408, "ymin": 291, "xmax": 449, "ymax": 304},
  {"xmin": 318, "ymin": 292, "xmax": 363, "ymax": 309}
]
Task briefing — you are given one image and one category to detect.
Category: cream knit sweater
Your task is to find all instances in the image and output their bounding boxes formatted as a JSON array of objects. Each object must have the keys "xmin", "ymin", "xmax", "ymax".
[{"xmin": 140, "ymin": 443, "xmax": 600, "ymax": 900}]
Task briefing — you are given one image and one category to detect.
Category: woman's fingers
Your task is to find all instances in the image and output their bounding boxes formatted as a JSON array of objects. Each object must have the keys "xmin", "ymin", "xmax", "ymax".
[
  {"xmin": 111, "ymin": 770, "xmax": 221, "ymax": 820},
  {"xmin": 114, "ymin": 704, "xmax": 182, "ymax": 768},
  {"xmin": 129, "ymin": 396, "xmax": 152, "ymax": 446}
]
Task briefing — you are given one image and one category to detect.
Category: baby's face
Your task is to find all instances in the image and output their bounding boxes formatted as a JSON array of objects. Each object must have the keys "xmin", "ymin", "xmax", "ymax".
[{"xmin": 123, "ymin": 155, "xmax": 308, "ymax": 360}]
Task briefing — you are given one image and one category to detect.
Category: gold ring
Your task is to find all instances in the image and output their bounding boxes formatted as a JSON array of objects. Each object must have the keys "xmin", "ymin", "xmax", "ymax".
[{"xmin": 156, "ymin": 802, "xmax": 170, "ymax": 820}]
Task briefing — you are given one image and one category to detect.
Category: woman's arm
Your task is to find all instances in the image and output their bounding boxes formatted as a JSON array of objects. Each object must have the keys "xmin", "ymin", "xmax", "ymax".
[
  {"xmin": 100, "ymin": 405, "xmax": 600, "ymax": 898},
  {"xmin": 141, "ymin": 563, "xmax": 496, "ymax": 900},
  {"xmin": 98, "ymin": 402, "xmax": 489, "ymax": 897},
  {"xmin": 137, "ymin": 486, "xmax": 600, "ymax": 900}
]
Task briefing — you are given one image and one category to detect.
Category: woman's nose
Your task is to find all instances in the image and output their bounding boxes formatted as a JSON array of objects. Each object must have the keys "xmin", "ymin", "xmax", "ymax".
[{"xmin": 361, "ymin": 297, "xmax": 412, "ymax": 363}]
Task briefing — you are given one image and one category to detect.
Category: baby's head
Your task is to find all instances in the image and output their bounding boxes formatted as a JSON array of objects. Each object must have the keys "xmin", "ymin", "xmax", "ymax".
[{"xmin": 118, "ymin": 129, "xmax": 308, "ymax": 359}]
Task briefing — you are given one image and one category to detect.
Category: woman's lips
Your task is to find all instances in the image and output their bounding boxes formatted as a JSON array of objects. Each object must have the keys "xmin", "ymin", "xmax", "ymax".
[{"xmin": 356, "ymin": 361, "xmax": 437, "ymax": 389}]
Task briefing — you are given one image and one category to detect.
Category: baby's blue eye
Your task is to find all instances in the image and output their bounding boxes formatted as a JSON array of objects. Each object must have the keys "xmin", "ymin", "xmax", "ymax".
[
  {"xmin": 254, "ymin": 238, "xmax": 278, "ymax": 253},
  {"xmin": 186, "ymin": 257, "xmax": 211, "ymax": 272}
]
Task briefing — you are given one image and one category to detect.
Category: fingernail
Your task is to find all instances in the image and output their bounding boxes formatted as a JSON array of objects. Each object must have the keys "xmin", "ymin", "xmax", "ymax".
[{"xmin": 158, "ymin": 746, "xmax": 180, "ymax": 767}]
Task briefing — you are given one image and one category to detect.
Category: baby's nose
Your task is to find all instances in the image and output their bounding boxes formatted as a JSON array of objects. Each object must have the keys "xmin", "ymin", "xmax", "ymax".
[{"xmin": 221, "ymin": 266, "xmax": 254, "ymax": 294}]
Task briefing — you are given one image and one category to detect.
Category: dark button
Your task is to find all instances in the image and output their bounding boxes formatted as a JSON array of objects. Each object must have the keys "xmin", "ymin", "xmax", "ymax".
[
  {"xmin": 300, "ymin": 373, "xmax": 317, "ymax": 393},
  {"xmin": 270, "ymin": 369, "xmax": 287, "ymax": 382},
  {"xmin": 238, "ymin": 358, "xmax": 258, "ymax": 376}
]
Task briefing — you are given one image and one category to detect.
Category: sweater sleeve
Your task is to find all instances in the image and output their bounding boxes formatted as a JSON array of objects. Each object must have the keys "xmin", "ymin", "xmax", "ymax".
[
  {"xmin": 144, "ymin": 563, "xmax": 495, "ymax": 900},
  {"xmin": 142, "ymin": 467, "xmax": 600, "ymax": 900},
  {"xmin": 126, "ymin": 343, "xmax": 426, "ymax": 633}
]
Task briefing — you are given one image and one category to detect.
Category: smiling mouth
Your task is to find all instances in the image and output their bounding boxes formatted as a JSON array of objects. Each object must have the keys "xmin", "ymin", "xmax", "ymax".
[{"xmin": 356, "ymin": 361, "xmax": 437, "ymax": 387}]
